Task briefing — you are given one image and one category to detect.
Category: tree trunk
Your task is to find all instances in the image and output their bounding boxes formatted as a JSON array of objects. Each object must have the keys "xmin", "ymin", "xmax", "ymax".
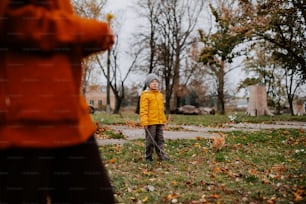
[
  {"xmin": 287, "ymin": 94, "xmax": 295, "ymax": 116},
  {"xmin": 113, "ymin": 96, "xmax": 122, "ymax": 114},
  {"xmin": 111, "ymin": 83, "xmax": 124, "ymax": 114},
  {"xmin": 217, "ymin": 60, "xmax": 225, "ymax": 115},
  {"xmin": 247, "ymin": 85, "xmax": 273, "ymax": 116}
]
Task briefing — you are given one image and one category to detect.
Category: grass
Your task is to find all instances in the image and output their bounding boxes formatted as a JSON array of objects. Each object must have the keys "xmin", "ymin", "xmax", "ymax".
[
  {"xmin": 93, "ymin": 112, "xmax": 306, "ymax": 203},
  {"xmin": 99, "ymin": 128, "xmax": 306, "ymax": 204},
  {"xmin": 92, "ymin": 111, "xmax": 306, "ymax": 127}
]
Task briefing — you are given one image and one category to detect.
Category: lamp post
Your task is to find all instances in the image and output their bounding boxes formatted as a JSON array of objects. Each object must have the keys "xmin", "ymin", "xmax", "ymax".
[
  {"xmin": 105, "ymin": 13, "xmax": 114, "ymax": 113},
  {"xmin": 106, "ymin": 48, "xmax": 111, "ymax": 113}
]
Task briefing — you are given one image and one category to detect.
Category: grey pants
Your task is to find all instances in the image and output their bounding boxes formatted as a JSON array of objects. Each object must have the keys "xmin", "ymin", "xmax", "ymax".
[{"xmin": 145, "ymin": 125, "xmax": 167, "ymax": 160}]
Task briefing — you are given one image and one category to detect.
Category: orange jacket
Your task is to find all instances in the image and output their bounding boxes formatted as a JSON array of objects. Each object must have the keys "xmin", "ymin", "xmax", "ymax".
[
  {"xmin": 0, "ymin": 0, "xmax": 114, "ymax": 148},
  {"xmin": 139, "ymin": 90, "xmax": 167, "ymax": 126}
]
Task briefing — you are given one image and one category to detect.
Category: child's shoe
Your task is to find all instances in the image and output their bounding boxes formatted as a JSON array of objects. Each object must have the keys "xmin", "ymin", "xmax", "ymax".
[
  {"xmin": 145, "ymin": 157, "xmax": 153, "ymax": 162},
  {"xmin": 158, "ymin": 157, "xmax": 173, "ymax": 162}
]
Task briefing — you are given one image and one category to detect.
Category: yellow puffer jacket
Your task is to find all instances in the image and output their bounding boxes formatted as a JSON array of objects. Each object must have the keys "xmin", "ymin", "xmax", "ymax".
[{"xmin": 140, "ymin": 90, "xmax": 166, "ymax": 126}]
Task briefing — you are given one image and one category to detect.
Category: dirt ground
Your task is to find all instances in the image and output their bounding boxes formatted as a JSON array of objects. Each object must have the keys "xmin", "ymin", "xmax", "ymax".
[{"xmin": 96, "ymin": 121, "xmax": 306, "ymax": 145}]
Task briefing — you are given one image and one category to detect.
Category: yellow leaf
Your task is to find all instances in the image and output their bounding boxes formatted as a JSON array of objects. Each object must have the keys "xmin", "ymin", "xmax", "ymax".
[
  {"xmin": 106, "ymin": 13, "xmax": 114, "ymax": 23},
  {"xmin": 167, "ymin": 193, "xmax": 177, "ymax": 199},
  {"xmin": 142, "ymin": 196, "xmax": 148, "ymax": 202},
  {"xmin": 202, "ymin": 147, "xmax": 209, "ymax": 152},
  {"xmin": 142, "ymin": 169, "xmax": 153, "ymax": 176}
]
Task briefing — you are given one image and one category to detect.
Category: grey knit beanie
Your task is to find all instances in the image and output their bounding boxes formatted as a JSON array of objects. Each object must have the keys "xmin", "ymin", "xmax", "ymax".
[{"xmin": 145, "ymin": 73, "xmax": 159, "ymax": 87}]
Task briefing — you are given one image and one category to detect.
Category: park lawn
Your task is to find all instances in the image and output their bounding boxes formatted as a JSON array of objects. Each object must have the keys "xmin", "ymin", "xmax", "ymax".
[
  {"xmin": 92, "ymin": 111, "xmax": 306, "ymax": 127},
  {"xmin": 99, "ymin": 128, "xmax": 306, "ymax": 204}
]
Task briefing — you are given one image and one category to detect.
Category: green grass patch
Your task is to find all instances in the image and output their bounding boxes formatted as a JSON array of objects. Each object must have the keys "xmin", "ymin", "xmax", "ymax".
[
  {"xmin": 100, "ymin": 129, "xmax": 306, "ymax": 203},
  {"xmin": 104, "ymin": 130, "xmax": 125, "ymax": 139},
  {"xmin": 92, "ymin": 111, "xmax": 306, "ymax": 126},
  {"xmin": 92, "ymin": 112, "xmax": 139, "ymax": 125}
]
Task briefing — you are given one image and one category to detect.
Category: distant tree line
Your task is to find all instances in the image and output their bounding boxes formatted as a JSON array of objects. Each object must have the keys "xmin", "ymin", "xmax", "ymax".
[{"xmin": 73, "ymin": 0, "xmax": 305, "ymax": 116}]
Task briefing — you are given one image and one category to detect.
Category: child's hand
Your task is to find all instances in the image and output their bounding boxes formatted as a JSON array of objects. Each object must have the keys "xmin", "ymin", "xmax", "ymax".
[{"xmin": 163, "ymin": 123, "xmax": 169, "ymax": 130}]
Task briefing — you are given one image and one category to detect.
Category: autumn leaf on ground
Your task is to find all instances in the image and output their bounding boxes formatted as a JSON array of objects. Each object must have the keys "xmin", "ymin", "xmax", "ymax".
[
  {"xmin": 196, "ymin": 136, "xmax": 202, "ymax": 140},
  {"xmin": 213, "ymin": 167, "xmax": 222, "ymax": 173},
  {"xmin": 125, "ymin": 121, "xmax": 141, "ymax": 127},
  {"xmin": 294, "ymin": 189, "xmax": 305, "ymax": 202},
  {"xmin": 248, "ymin": 168, "xmax": 259, "ymax": 175},
  {"xmin": 100, "ymin": 128, "xmax": 305, "ymax": 203},
  {"xmin": 167, "ymin": 192, "xmax": 179, "ymax": 200},
  {"xmin": 208, "ymin": 194, "xmax": 220, "ymax": 199},
  {"xmin": 202, "ymin": 147, "xmax": 209, "ymax": 152},
  {"xmin": 142, "ymin": 169, "xmax": 153, "ymax": 176},
  {"xmin": 108, "ymin": 158, "xmax": 116, "ymax": 164},
  {"xmin": 142, "ymin": 196, "xmax": 149, "ymax": 202},
  {"xmin": 271, "ymin": 165, "xmax": 287, "ymax": 172}
]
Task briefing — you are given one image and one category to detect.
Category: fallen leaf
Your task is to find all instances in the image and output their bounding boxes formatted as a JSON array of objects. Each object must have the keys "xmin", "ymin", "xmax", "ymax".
[
  {"xmin": 142, "ymin": 169, "xmax": 153, "ymax": 176},
  {"xmin": 294, "ymin": 189, "xmax": 305, "ymax": 202},
  {"xmin": 109, "ymin": 158, "xmax": 116, "ymax": 163},
  {"xmin": 142, "ymin": 196, "xmax": 148, "ymax": 202},
  {"xmin": 262, "ymin": 178, "xmax": 270, "ymax": 184},
  {"xmin": 248, "ymin": 168, "xmax": 259, "ymax": 175},
  {"xmin": 209, "ymin": 194, "xmax": 220, "ymax": 199},
  {"xmin": 213, "ymin": 167, "xmax": 222, "ymax": 173},
  {"xmin": 202, "ymin": 147, "xmax": 209, "ymax": 152}
]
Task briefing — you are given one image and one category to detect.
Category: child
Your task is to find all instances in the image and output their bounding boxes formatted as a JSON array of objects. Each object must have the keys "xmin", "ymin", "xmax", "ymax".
[{"xmin": 139, "ymin": 73, "xmax": 170, "ymax": 162}]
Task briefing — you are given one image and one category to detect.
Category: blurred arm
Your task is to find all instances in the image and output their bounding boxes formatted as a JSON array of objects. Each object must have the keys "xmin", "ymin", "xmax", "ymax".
[{"xmin": 1, "ymin": 3, "xmax": 114, "ymax": 54}]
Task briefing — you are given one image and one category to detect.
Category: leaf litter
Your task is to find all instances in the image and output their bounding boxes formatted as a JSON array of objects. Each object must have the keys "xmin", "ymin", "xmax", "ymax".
[{"xmin": 100, "ymin": 128, "xmax": 305, "ymax": 203}]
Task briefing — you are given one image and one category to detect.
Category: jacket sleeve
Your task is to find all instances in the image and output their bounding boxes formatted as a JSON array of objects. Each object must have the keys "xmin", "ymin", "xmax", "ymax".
[
  {"xmin": 1, "ymin": 4, "xmax": 114, "ymax": 54},
  {"xmin": 160, "ymin": 94, "xmax": 167, "ymax": 124},
  {"xmin": 139, "ymin": 92, "xmax": 149, "ymax": 126}
]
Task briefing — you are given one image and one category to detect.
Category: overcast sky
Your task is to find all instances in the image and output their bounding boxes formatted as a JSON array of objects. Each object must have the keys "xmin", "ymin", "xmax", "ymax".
[
  {"xmin": 101, "ymin": 0, "xmax": 248, "ymax": 96},
  {"xmin": 102, "ymin": 1, "xmax": 302, "ymax": 98},
  {"xmin": 100, "ymin": 1, "xmax": 306, "ymax": 98}
]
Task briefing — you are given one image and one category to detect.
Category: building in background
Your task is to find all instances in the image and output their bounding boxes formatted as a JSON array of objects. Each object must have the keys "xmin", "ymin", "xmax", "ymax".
[{"xmin": 84, "ymin": 85, "xmax": 115, "ymax": 111}]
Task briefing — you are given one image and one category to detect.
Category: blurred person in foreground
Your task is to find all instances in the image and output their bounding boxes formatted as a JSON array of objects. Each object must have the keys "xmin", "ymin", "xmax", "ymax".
[{"xmin": 0, "ymin": 0, "xmax": 115, "ymax": 203}]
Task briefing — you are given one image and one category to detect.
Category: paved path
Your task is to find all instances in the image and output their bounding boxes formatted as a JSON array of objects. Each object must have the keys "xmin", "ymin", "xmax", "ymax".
[{"xmin": 96, "ymin": 121, "xmax": 306, "ymax": 145}]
